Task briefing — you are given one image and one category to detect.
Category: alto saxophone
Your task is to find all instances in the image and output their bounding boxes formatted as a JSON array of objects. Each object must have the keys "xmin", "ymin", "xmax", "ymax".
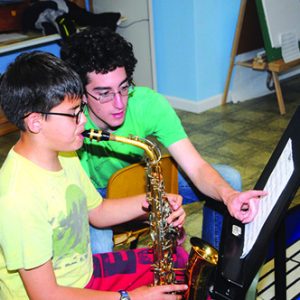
[
  {"xmin": 83, "ymin": 129, "xmax": 179, "ymax": 285},
  {"xmin": 83, "ymin": 129, "xmax": 219, "ymax": 298}
]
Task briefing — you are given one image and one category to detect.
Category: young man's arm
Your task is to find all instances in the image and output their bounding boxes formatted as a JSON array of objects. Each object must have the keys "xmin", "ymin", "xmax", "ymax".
[
  {"xmin": 88, "ymin": 193, "xmax": 186, "ymax": 229},
  {"xmin": 168, "ymin": 138, "xmax": 267, "ymax": 223}
]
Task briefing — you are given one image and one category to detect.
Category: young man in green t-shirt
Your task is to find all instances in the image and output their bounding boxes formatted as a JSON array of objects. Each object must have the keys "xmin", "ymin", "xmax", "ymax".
[{"xmin": 61, "ymin": 26, "xmax": 266, "ymax": 254}]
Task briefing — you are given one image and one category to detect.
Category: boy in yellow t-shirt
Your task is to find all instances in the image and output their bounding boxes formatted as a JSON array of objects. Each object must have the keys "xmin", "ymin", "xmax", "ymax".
[{"xmin": 0, "ymin": 51, "xmax": 187, "ymax": 300}]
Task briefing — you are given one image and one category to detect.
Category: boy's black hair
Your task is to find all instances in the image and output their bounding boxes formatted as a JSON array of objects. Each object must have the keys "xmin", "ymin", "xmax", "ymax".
[
  {"xmin": 0, "ymin": 51, "xmax": 83, "ymax": 131},
  {"xmin": 60, "ymin": 26, "xmax": 137, "ymax": 87}
]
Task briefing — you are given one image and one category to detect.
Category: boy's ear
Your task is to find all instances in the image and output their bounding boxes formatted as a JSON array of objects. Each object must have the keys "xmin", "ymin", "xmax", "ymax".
[{"xmin": 26, "ymin": 113, "xmax": 43, "ymax": 133}]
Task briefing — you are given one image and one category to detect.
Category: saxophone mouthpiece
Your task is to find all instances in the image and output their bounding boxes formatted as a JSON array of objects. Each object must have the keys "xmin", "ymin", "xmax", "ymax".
[{"xmin": 82, "ymin": 129, "xmax": 111, "ymax": 142}]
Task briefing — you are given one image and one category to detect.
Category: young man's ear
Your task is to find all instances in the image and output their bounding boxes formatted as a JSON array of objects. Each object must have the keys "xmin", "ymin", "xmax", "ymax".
[
  {"xmin": 82, "ymin": 94, "xmax": 88, "ymax": 104},
  {"xmin": 25, "ymin": 113, "xmax": 43, "ymax": 133}
]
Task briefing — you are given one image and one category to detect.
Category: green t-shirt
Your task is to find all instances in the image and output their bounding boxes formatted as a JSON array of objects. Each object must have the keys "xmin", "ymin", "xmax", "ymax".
[
  {"xmin": 78, "ymin": 86, "xmax": 187, "ymax": 189},
  {"xmin": 0, "ymin": 150, "xmax": 101, "ymax": 299}
]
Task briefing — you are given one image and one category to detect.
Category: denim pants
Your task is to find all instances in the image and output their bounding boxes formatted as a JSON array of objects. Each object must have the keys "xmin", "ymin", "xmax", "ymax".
[
  {"xmin": 89, "ymin": 164, "xmax": 242, "ymax": 254},
  {"xmin": 89, "ymin": 188, "xmax": 114, "ymax": 254},
  {"xmin": 178, "ymin": 164, "xmax": 242, "ymax": 250}
]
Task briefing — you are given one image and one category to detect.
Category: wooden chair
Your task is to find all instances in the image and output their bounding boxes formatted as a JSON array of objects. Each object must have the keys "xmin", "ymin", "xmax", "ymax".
[{"xmin": 107, "ymin": 154, "xmax": 178, "ymax": 249}]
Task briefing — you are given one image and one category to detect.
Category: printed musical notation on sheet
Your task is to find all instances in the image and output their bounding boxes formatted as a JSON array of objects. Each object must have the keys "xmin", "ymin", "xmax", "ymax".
[{"xmin": 241, "ymin": 138, "xmax": 294, "ymax": 258}]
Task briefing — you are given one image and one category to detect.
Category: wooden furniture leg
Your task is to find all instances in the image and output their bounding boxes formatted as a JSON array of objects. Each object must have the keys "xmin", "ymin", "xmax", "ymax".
[
  {"xmin": 272, "ymin": 71, "xmax": 286, "ymax": 115},
  {"xmin": 222, "ymin": 0, "xmax": 247, "ymax": 105}
]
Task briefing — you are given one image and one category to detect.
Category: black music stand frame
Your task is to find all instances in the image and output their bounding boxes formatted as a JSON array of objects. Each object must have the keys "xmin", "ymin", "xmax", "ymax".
[
  {"xmin": 212, "ymin": 106, "xmax": 300, "ymax": 300},
  {"xmin": 274, "ymin": 220, "xmax": 286, "ymax": 300}
]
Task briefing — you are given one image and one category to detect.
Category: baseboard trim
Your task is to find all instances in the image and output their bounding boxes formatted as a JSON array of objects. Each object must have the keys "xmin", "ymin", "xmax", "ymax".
[{"xmin": 166, "ymin": 94, "xmax": 222, "ymax": 114}]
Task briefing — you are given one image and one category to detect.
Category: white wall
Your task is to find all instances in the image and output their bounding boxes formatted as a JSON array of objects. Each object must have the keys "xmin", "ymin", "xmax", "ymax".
[{"xmin": 92, "ymin": 0, "xmax": 156, "ymax": 89}]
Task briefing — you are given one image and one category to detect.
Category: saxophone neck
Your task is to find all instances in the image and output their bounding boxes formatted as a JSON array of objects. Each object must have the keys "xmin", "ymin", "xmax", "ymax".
[{"xmin": 82, "ymin": 129, "xmax": 161, "ymax": 162}]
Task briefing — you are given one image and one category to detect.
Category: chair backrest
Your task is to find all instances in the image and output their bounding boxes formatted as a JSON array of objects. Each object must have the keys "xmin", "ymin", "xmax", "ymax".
[
  {"xmin": 107, "ymin": 154, "xmax": 178, "ymax": 198},
  {"xmin": 107, "ymin": 154, "xmax": 179, "ymax": 249}
]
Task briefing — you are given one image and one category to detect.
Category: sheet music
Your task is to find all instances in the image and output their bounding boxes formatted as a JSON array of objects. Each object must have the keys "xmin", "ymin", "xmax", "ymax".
[
  {"xmin": 280, "ymin": 31, "xmax": 300, "ymax": 63},
  {"xmin": 241, "ymin": 138, "xmax": 294, "ymax": 258}
]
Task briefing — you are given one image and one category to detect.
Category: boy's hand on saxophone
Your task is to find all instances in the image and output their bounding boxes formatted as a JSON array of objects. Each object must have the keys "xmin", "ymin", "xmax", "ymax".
[
  {"xmin": 166, "ymin": 193, "xmax": 186, "ymax": 228},
  {"xmin": 129, "ymin": 283, "xmax": 188, "ymax": 300}
]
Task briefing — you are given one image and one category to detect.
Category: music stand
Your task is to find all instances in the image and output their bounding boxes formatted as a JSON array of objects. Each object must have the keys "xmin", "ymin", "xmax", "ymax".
[{"xmin": 212, "ymin": 106, "xmax": 300, "ymax": 300}]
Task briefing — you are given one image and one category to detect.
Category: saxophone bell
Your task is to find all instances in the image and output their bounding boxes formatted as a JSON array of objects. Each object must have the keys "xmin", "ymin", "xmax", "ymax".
[{"xmin": 184, "ymin": 237, "xmax": 218, "ymax": 300}]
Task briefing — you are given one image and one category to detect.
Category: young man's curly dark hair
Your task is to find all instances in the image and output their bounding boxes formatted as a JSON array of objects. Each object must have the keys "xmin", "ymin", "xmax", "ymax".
[{"xmin": 60, "ymin": 26, "xmax": 137, "ymax": 88}]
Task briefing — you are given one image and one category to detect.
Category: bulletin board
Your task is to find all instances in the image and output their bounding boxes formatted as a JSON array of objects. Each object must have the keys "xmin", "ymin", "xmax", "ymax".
[
  {"xmin": 222, "ymin": 0, "xmax": 300, "ymax": 115},
  {"xmin": 256, "ymin": 0, "xmax": 300, "ymax": 62},
  {"xmin": 222, "ymin": 0, "xmax": 265, "ymax": 105}
]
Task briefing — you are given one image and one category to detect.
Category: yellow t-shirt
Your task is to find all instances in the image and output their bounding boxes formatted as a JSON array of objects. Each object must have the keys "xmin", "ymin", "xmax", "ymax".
[{"xmin": 0, "ymin": 150, "xmax": 102, "ymax": 299}]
